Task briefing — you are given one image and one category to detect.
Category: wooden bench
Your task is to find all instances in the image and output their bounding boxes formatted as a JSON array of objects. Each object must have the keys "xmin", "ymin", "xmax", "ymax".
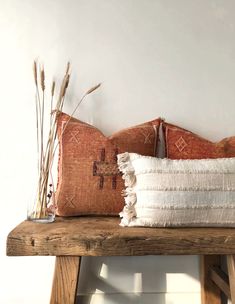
[{"xmin": 6, "ymin": 217, "xmax": 235, "ymax": 304}]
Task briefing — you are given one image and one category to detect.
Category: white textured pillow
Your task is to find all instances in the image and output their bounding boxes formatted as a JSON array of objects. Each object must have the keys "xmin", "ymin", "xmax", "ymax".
[{"xmin": 117, "ymin": 152, "xmax": 235, "ymax": 227}]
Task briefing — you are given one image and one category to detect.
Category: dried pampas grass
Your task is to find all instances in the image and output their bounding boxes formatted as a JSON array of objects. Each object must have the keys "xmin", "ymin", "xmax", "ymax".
[{"xmin": 30, "ymin": 61, "xmax": 101, "ymax": 221}]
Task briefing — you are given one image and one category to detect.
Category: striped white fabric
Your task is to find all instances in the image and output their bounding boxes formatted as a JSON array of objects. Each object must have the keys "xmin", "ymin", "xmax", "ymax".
[{"xmin": 117, "ymin": 152, "xmax": 235, "ymax": 227}]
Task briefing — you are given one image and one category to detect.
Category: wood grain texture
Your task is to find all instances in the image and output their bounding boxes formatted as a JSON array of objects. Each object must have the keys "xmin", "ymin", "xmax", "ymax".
[
  {"xmin": 50, "ymin": 256, "xmax": 80, "ymax": 304},
  {"xmin": 227, "ymin": 255, "xmax": 235, "ymax": 303},
  {"xmin": 210, "ymin": 266, "xmax": 230, "ymax": 299},
  {"xmin": 6, "ymin": 217, "xmax": 235, "ymax": 256},
  {"xmin": 200, "ymin": 255, "xmax": 221, "ymax": 304}
]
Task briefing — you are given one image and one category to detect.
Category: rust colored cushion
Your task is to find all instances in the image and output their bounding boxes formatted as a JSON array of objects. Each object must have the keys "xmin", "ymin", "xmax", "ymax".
[
  {"xmin": 163, "ymin": 122, "xmax": 235, "ymax": 159},
  {"xmin": 56, "ymin": 112, "xmax": 161, "ymax": 216}
]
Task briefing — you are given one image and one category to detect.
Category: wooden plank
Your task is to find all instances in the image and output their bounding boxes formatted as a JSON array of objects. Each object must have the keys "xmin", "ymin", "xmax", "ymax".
[
  {"xmin": 210, "ymin": 266, "xmax": 230, "ymax": 299},
  {"xmin": 200, "ymin": 255, "xmax": 221, "ymax": 304},
  {"xmin": 227, "ymin": 255, "xmax": 235, "ymax": 303},
  {"xmin": 6, "ymin": 217, "xmax": 235, "ymax": 256},
  {"xmin": 50, "ymin": 256, "xmax": 80, "ymax": 304}
]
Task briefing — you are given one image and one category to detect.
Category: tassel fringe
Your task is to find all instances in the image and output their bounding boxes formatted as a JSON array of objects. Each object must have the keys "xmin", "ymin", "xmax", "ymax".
[{"xmin": 117, "ymin": 152, "xmax": 137, "ymax": 226}]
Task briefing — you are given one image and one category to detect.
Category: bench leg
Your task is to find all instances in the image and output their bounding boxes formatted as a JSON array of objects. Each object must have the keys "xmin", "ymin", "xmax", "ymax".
[
  {"xmin": 227, "ymin": 255, "xmax": 235, "ymax": 304},
  {"xmin": 200, "ymin": 255, "xmax": 221, "ymax": 304},
  {"xmin": 50, "ymin": 256, "xmax": 81, "ymax": 304}
]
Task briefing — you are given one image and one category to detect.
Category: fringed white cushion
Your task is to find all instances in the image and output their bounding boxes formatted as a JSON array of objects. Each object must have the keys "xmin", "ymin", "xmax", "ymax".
[{"xmin": 117, "ymin": 152, "xmax": 235, "ymax": 227}]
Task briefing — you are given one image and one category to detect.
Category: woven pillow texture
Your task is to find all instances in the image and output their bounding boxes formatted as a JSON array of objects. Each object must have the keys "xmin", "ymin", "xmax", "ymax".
[
  {"xmin": 163, "ymin": 122, "xmax": 235, "ymax": 159},
  {"xmin": 56, "ymin": 112, "xmax": 161, "ymax": 216},
  {"xmin": 117, "ymin": 152, "xmax": 235, "ymax": 227}
]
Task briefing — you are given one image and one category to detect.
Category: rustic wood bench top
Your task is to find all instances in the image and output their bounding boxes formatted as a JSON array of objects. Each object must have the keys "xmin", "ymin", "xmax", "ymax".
[
  {"xmin": 7, "ymin": 216, "xmax": 235, "ymax": 256},
  {"xmin": 6, "ymin": 216, "xmax": 235, "ymax": 304}
]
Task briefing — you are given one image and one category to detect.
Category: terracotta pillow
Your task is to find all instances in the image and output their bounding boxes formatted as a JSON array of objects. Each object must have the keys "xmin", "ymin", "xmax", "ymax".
[
  {"xmin": 56, "ymin": 112, "xmax": 161, "ymax": 216},
  {"xmin": 163, "ymin": 122, "xmax": 235, "ymax": 159}
]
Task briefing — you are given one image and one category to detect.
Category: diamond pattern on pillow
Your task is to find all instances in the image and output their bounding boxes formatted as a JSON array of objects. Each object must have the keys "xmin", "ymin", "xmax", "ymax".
[{"xmin": 163, "ymin": 122, "xmax": 235, "ymax": 159}]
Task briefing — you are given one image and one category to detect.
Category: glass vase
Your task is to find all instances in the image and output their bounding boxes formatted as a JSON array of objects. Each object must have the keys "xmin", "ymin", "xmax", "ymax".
[{"xmin": 27, "ymin": 184, "xmax": 56, "ymax": 223}]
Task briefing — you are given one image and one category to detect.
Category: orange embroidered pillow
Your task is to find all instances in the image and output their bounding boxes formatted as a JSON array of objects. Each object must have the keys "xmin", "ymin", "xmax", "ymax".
[
  {"xmin": 163, "ymin": 122, "xmax": 235, "ymax": 159},
  {"xmin": 56, "ymin": 112, "xmax": 161, "ymax": 216}
]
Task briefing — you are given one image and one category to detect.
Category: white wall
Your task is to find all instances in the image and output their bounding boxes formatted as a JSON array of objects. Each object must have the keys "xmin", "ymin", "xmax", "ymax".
[{"xmin": 1, "ymin": 0, "xmax": 235, "ymax": 303}]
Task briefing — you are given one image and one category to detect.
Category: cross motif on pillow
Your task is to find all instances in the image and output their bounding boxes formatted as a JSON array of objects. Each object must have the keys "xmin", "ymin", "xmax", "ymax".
[
  {"xmin": 93, "ymin": 148, "xmax": 121, "ymax": 189},
  {"xmin": 140, "ymin": 130, "xmax": 154, "ymax": 144},
  {"xmin": 64, "ymin": 195, "xmax": 76, "ymax": 209},
  {"xmin": 68, "ymin": 130, "xmax": 80, "ymax": 145}
]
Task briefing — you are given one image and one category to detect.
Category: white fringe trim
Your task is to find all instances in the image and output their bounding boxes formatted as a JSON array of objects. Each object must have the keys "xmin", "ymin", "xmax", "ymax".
[
  {"xmin": 125, "ymin": 153, "xmax": 235, "ymax": 173},
  {"xmin": 117, "ymin": 153, "xmax": 137, "ymax": 226}
]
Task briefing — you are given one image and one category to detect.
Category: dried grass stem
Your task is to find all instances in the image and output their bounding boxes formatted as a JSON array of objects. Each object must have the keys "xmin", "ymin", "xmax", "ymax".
[{"xmin": 32, "ymin": 60, "xmax": 101, "ymax": 219}]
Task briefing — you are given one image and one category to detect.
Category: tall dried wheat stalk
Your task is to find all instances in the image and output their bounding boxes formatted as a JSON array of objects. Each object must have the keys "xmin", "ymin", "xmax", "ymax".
[{"xmin": 31, "ymin": 61, "xmax": 101, "ymax": 220}]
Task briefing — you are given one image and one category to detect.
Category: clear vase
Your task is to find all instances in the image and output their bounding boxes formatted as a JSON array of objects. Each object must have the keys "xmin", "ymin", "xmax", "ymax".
[
  {"xmin": 27, "ymin": 185, "xmax": 56, "ymax": 223},
  {"xmin": 27, "ymin": 207, "xmax": 55, "ymax": 223}
]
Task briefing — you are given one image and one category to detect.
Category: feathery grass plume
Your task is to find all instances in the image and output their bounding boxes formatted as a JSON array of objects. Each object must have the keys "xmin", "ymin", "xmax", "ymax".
[
  {"xmin": 35, "ymin": 62, "xmax": 72, "ymax": 218},
  {"xmin": 40, "ymin": 86, "xmax": 45, "ymax": 208},
  {"xmin": 33, "ymin": 61, "xmax": 38, "ymax": 86},
  {"xmin": 58, "ymin": 62, "xmax": 70, "ymax": 97},
  {"xmin": 58, "ymin": 72, "xmax": 70, "ymax": 103},
  {"xmin": 62, "ymin": 73, "xmax": 70, "ymax": 98},
  {"xmin": 65, "ymin": 61, "xmax": 70, "ymax": 75},
  {"xmin": 40, "ymin": 66, "xmax": 45, "ymax": 91},
  {"xmin": 86, "ymin": 83, "xmax": 101, "ymax": 95},
  {"xmin": 50, "ymin": 80, "xmax": 56, "ymax": 128},
  {"xmin": 57, "ymin": 63, "xmax": 71, "ymax": 112},
  {"xmin": 51, "ymin": 80, "xmax": 55, "ymax": 97},
  {"xmin": 30, "ymin": 61, "xmax": 101, "ymax": 221},
  {"xmin": 34, "ymin": 61, "xmax": 40, "ymax": 173}
]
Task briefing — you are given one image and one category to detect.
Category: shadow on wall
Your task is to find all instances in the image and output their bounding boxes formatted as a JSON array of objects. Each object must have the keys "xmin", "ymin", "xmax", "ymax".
[
  {"xmin": 76, "ymin": 294, "xmax": 175, "ymax": 304},
  {"xmin": 76, "ymin": 256, "xmax": 199, "ymax": 304}
]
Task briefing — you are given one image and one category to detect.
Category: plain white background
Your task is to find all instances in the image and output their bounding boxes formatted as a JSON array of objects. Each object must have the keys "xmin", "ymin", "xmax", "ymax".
[{"xmin": 1, "ymin": 0, "xmax": 235, "ymax": 303}]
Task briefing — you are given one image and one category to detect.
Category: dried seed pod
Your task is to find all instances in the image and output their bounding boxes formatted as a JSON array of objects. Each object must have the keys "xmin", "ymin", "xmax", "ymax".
[
  {"xmin": 40, "ymin": 67, "xmax": 45, "ymax": 91},
  {"xmin": 33, "ymin": 61, "xmax": 38, "ymax": 86},
  {"xmin": 51, "ymin": 81, "xmax": 55, "ymax": 97},
  {"xmin": 86, "ymin": 83, "xmax": 101, "ymax": 95}
]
